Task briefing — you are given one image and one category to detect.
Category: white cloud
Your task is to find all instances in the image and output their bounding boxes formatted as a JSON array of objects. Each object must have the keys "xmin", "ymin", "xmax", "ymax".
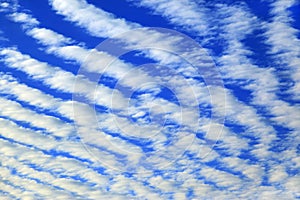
[
  {"xmin": 50, "ymin": 0, "xmax": 139, "ymax": 37},
  {"xmin": 27, "ymin": 28, "xmax": 74, "ymax": 46},
  {"xmin": 264, "ymin": 0, "xmax": 300, "ymax": 101},
  {"xmin": 269, "ymin": 165, "xmax": 288, "ymax": 183},
  {"xmin": 1, "ymin": 0, "xmax": 299, "ymax": 199},
  {"xmin": 9, "ymin": 12, "xmax": 39, "ymax": 26},
  {"xmin": 47, "ymin": 0, "xmax": 281, "ymax": 147},
  {"xmin": 284, "ymin": 176, "xmax": 300, "ymax": 196},
  {"xmin": 130, "ymin": 0, "xmax": 209, "ymax": 37},
  {"xmin": 0, "ymin": 97, "xmax": 74, "ymax": 137},
  {"xmin": 0, "ymin": 2, "xmax": 9, "ymax": 8}
]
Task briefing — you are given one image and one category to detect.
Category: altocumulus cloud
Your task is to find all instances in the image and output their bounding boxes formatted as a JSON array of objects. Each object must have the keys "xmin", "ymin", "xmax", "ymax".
[{"xmin": 0, "ymin": 0, "xmax": 300, "ymax": 199}]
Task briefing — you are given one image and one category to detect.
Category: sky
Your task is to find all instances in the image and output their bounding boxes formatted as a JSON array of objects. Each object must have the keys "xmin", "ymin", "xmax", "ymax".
[{"xmin": 0, "ymin": 0, "xmax": 300, "ymax": 199}]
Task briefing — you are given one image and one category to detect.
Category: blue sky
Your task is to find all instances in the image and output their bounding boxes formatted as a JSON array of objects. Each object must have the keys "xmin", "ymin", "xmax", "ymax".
[{"xmin": 0, "ymin": 0, "xmax": 300, "ymax": 199}]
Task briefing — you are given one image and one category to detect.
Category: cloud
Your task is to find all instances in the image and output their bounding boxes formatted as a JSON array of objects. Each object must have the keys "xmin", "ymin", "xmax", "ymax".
[
  {"xmin": 27, "ymin": 28, "xmax": 74, "ymax": 46},
  {"xmin": 0, "ymin": 97, "xmax": 74, "ymax": 137},
  {"xmin": 50, "ymin": 0, "xmax": 139, "ymax": 37},
  {"xmin": 129, "ymin": 0, "xmax": 211, "ymax": 38},
  {"xmin": 0, "ymin": 0, "xmax": 299, "ymax": 199},
  {"xmin": 264, "ymin": 0, "xmax": 300, "ymax": 101},
  {"xmin": 9, "ymin": 12, "xmax": 39, "ymax": 27}
]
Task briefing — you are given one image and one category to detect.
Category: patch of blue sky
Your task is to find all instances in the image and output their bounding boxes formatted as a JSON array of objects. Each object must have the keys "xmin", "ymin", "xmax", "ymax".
[
  {"xmin": 286, "ymin": 163, "xmax": 300, "ymax": 177},
  {"xmin": 118, "ymin": 50, "xmax": 158, "ymax": 67},
  {"xmin": 275, "ymin": 76, "xmax": 299, "ymax": 104},
  {"xmin": 98, "ymin": 74, "xmax": 119, "ymax": 89},
  {"xmin": 288, "ymin": 3, "xmax": 300, "ymax": 34},
  {"xmin": 205, "ymin": 158, "xmax": 237, "ymax": 172},
  {"xmin": 238, "ymin": 149, "xmax": 260, "ymax": 165},
  {"xmin": 212, "ymin": 143, "xmax": 239, "ymax": 157},
  {"xmin": 241, "ymin": 29, "xmax": 274, "ymax": 68},
  {"xmin": 225, "ymin": 82, "xmax": 254, "ymax": 103}
]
